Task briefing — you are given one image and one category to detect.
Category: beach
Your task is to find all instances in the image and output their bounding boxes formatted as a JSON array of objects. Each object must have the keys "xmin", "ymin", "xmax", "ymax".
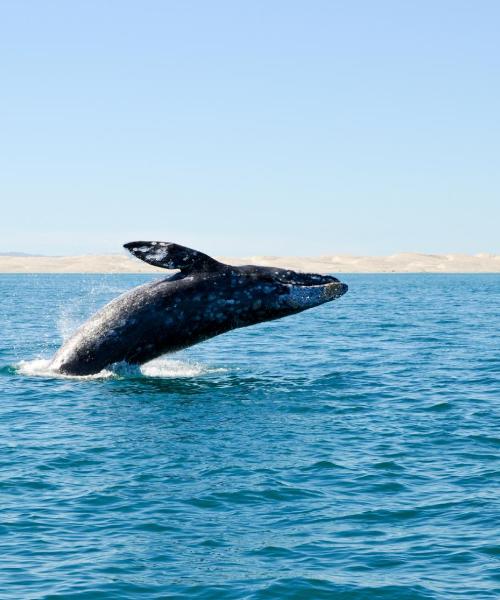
[{"xmin": 0, "ymin": 252, "xmax": 498, "ymax": 273}]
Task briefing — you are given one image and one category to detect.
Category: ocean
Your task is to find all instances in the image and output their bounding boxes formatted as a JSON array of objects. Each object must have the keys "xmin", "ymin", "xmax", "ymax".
[{"xmin": 0, "ymin": 273, "xmax": 499, "ymax": 599}]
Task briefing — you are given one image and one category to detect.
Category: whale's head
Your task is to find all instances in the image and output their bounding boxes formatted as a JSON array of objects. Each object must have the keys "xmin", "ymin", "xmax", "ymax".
[{"xmin": 224, "ymin": 265, "xmax": 348, "ymax": 327}]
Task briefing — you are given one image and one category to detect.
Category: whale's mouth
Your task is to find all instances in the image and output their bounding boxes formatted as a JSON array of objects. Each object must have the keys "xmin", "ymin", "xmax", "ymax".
[
  {"xmin": 279, "ymin": 271, "xmax": 348, "ymax": 308},
  {"xmin": 276, "ymin": 271, "xmax": 347, "ymax": 293},
  {"xmin": 295, "ymin": 278, "xmax": 348, "ymax": 300},
  {"xmin": 274, "ymin": 270, "xmax": 336, "ymax": 285},
  {"xmin": 322, "ymin": 280, "xmax": 348, "ymax": 299}
]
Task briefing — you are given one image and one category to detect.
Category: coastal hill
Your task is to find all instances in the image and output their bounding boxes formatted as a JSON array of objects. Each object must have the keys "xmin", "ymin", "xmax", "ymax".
[{"xmin": 0, "ymin": 253, "xmax": 498, "ymax": 273}]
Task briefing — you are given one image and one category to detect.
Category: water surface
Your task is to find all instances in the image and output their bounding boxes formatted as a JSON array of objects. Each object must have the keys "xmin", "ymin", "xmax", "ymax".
[{"xmin": 1, "ymin": 274, "xmax": 499, "ymax": 599}]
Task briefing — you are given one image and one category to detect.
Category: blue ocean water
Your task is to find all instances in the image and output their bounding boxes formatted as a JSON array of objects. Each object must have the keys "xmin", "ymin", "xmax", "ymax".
[{"xmin": 0, "ymin": 273, "xmax": 499, "ymax": 599}]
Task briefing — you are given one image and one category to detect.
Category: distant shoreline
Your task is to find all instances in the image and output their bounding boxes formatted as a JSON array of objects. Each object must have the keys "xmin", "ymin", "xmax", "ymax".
[{"xmin": 0, "ymin": 253, "xmax": 498, "ymax": 273}]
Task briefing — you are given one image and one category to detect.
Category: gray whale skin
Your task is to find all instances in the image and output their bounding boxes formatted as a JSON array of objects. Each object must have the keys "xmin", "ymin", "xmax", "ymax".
[{"xmin": 50, "ymin": 241, "xmax": 348, "ymax": 375}]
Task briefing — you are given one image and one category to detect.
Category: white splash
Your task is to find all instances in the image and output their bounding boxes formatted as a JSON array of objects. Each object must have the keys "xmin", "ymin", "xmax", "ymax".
[
  {"xmin": 57, "ymin": 281, "xmax": 129, "ymax": 342},
  {"xmin": 16, "ymin": 357, "xmax": 226, "ymax": 380},
  {"xmin": 16, "ymin": 359, "xmax": 114, "ymax": 380},
  {"xmin": 141, "ymin": 358, "xmax": 219, "ymax": 378},
  {"xmin": 57, "ymin": 308, "xmax": 83, "ymax": 343}
]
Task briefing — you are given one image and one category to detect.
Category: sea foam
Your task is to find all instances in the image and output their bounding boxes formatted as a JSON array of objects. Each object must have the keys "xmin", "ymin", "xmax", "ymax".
[{"xmin": 16, "ymin": 357, "xmax": 225, "ymax": 380}]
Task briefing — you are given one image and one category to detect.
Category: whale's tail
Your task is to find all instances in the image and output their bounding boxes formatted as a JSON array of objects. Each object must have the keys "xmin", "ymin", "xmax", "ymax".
[{"xmin": 124, "ymin": 241, "xmax": 225, "ymax": 273}]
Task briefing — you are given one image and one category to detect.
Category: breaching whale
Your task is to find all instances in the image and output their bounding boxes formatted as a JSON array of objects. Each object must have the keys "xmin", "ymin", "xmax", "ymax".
[{"xmin": 50, "ymin": 242, "xmax": 348, "ymax": 375}]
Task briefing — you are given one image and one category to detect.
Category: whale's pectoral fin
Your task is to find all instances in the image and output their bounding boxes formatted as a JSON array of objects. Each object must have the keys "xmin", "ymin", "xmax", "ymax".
[{"xmin": 123, "ymin": 241, "xmax": 224, "ymax": 272}]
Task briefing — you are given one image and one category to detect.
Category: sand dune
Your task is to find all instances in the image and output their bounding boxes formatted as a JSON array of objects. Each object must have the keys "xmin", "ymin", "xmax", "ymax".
[{"xmin": 0, "ymin": 253, "xmax": 498, "ymax": 273}]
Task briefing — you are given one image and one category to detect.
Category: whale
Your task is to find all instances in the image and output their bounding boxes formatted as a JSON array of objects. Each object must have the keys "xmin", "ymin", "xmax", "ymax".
[{"xmin": 49, "ymin": 241, "xmax": 348, "ymax": 375}]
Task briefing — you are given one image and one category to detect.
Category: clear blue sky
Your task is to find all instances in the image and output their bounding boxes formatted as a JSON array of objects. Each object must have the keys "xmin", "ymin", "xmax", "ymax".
[{"xmin": 1, "ymin": 1, "xmax": 498, "ymax": 256}]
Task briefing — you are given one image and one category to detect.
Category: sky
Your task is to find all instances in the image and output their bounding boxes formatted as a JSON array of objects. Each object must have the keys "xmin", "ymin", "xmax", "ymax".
[{"xmin": 1, "ymin": 1, "xmax": 498, "ymax": 256}]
